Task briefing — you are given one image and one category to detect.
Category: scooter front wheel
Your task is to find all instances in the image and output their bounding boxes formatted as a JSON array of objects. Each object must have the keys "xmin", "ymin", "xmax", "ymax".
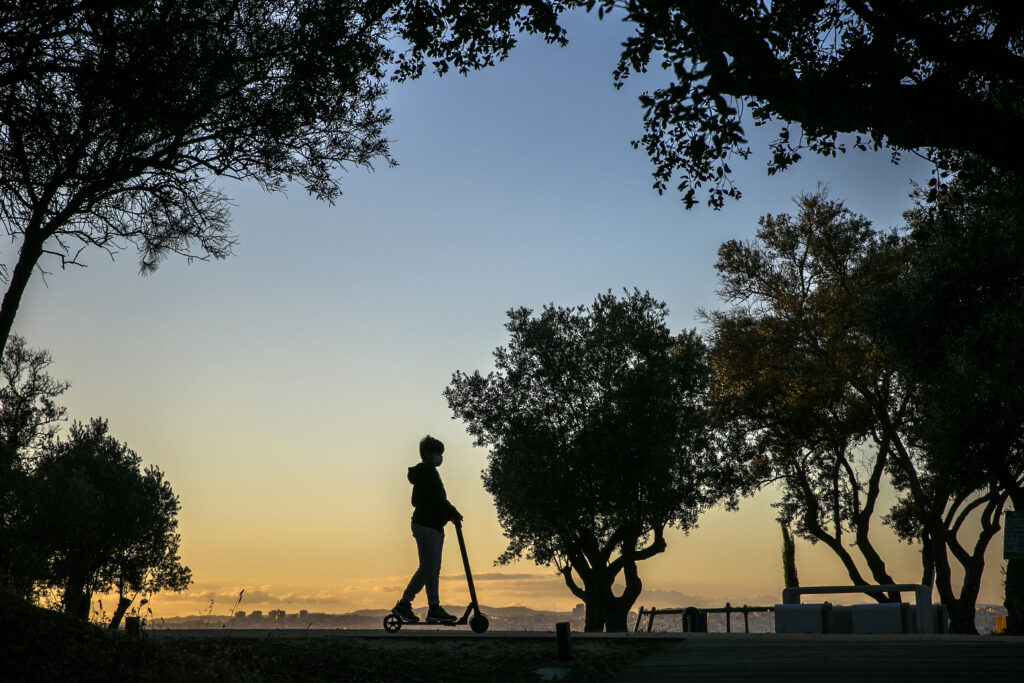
[
  {"xmin": 470, "ymin": 614, "xmax": 489, "ymax": 634},
  {"xmin": 383, "ymin": 613, "xmax": 402, "ymax": 633}
]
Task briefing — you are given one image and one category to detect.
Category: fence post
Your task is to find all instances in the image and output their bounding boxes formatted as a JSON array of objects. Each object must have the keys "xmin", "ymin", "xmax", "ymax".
[
  {"xmin": 556, "ymin": 622, "xmax": 573, "ymax": 660},
  {"xmin": 725, "ymin": 602, "xmax": 731, "ymax": 633},
  {"xmin": 647, "ymin": 606, "xmax": 656, "ymax": 633},
  {"xmin": 634, "ymin": 606, "xmax": 644, "ymax": 633},
  {"xmin": 743, "ymin": 605, "xmax": 750, "ymax": 633}
]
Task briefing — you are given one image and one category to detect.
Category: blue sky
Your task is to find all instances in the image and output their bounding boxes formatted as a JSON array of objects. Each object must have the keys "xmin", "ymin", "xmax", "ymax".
[{"xmin": 12, "ymin": 9, "xmax": 996, "ymax": 615}]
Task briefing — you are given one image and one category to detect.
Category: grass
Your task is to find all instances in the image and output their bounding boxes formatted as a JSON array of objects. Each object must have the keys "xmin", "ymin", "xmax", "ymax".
[{"xmin": 2, "ymin": 594, "xmax": 673, "ymax": 682}]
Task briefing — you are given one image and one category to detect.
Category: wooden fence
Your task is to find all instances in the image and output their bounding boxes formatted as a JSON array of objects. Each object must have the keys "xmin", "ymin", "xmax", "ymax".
[{"xmin": 634, "ymin": 603, "xmax": 775, "ymax": 633}]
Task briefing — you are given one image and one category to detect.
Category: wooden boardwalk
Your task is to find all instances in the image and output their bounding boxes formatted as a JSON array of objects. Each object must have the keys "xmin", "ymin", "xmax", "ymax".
[{"xmin": 615, "ymin": 633, "xmax": 1024, "ymax": 682}]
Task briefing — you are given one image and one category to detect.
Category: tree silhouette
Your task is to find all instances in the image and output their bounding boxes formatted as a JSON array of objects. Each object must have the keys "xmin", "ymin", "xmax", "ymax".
[
  {"xmin": 861, "ymin": 158, "xmax": 1024, "ymax": 633},
  {"xmin": 413, "ymin": 2, "xmax": 1024, "ymax": 207},
  {"xmin": 0, "ymin": 335, "xmax": 69, "ymax": 598},
  {"xmin": 31, "ymin": 418, "xmax": 190, "ymax": 621},
  {"xmin": 0, "ymin": 0, "xmax": 577, "ymax": 359},
  {"xmin": 446, "ymin": 290, "xmax": 729, "ymax": 632},
  {"xmin": 601, "ymin": 0, "xmax": 1024, "ymax": 207},
  {"xmin": 781, "ymin": 522, "xmax": 799, "ymax": 589},
  {"xmin": 706, "ymin": 191, "xmax": 1006, "ymax": 632}
]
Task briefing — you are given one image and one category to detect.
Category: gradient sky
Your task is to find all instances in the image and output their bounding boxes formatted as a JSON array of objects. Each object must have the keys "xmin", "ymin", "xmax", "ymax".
[{"xmin": 10, "ymin": 10, "xmax": 1007, "ymax": 617}]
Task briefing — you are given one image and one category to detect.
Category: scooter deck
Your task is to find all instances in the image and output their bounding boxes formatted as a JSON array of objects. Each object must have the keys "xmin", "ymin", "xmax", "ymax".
[{"xmin": 392, "ymin": 617, "xmax": 461, "ymax": 626}]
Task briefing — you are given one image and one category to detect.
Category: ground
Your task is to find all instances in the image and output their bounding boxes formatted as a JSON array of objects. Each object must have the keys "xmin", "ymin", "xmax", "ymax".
[{"xmin": 1, "ymin": 595, "xmax": 672, "ymax": 682}]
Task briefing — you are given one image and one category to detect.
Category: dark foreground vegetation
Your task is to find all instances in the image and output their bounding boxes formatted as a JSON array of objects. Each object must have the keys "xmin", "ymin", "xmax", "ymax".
[{"xmin": 0, "ymin": 594, "xmax": 670, "ymax": 682}]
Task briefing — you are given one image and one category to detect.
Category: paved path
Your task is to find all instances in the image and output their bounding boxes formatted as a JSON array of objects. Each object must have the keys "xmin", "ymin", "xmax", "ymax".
[{"xmin": 615, "ymin": 633, "xmax": 1024, "ymax": 682}]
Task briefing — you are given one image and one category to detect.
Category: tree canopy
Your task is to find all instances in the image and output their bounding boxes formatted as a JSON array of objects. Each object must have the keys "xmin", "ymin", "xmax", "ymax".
[
  {"xmin": 705, "ymin": 191, "xmax": 1008, "ymax": 632},
  {"xmin": 412, "ymin": 2, "xmax": 1024, "ymax": 208},
  {"xmin": 0, "ymin": 0, "xmax": 577, "ymax": 360},
  {"xmin": 0, "ymin": 335, "xmax": 69, "ymax": 598},
  {"xmin": 446, "ymin": 290, "xmax": 730, "ymax": 631},
  {"xmin": 31, "ymin": 418, "xmax": 191, "ymax": 621},
  {"xmin": 602, "ymin": 0, "xmax": 1024, "ymax": 207},
  {"xmin": 860, "ymin": 158, "xmax": 1024, "ymax": 632}
]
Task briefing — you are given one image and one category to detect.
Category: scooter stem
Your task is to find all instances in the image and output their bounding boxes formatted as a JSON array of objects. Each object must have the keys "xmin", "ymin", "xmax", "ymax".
[{"xmin": 454, "ymin": 522, "xmax": 479, "ymax": 607}]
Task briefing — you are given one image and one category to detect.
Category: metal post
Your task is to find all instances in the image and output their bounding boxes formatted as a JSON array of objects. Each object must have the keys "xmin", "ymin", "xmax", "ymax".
[
  {"xmin": 634, "ymin": 607, "xmax": 643, "ymax": 632},
  {"xmin": 743, "ymin": 605, "xmax": 750, "ymax": 633},
  {"xmin": 647, "ymin": 606, "xmax": 656, "ymax": 633},
  {"xmin": 454, "ymin": 523, "xmax": 478, "ymax": 606},
  {"xmin": 725, "ymin": 602, "xmax": 731, "ymax": 633}
]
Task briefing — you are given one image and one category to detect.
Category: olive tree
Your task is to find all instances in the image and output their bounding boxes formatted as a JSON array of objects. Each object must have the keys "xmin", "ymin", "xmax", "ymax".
[
  {"xmin": 31, "ymin": 418, "xmax": 190, "ymax": 621},
  {"xmin": 706, "ymin": 191, "xmax": 1009, "ymax": 632},
  {"xmin": 0, "ymin": 335, "xmax": 69, "ymax": 598},
  {"xmin": 446, "ymin": 290, "xmax": 731, "ymax": 632}
]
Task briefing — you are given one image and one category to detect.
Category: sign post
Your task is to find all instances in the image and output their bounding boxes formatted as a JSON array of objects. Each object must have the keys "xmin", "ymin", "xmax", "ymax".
[{"xmin": 1005, "ymin": 511, "xmax": 1024, "ymax": 560}]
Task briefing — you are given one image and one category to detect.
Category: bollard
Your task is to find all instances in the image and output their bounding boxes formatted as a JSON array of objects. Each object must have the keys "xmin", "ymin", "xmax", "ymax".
[{"xmin": 556, "ymin": 622, "xmax": 573, "ymax": 660}]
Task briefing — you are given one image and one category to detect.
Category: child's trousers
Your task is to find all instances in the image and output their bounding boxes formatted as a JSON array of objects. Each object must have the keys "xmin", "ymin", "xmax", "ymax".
[{"xmin": 402, "ymin": 522, "xmax": 444, "ymax": 606}]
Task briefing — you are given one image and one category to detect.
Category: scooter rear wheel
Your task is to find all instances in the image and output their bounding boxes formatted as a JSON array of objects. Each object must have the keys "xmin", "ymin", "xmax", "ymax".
[
  {"xmin": 383, "ymin": 613, "xmax": 402, "ymax": 633},
  {"xmin": 470, "ymin": 614, "xmax": 489, "ymax": 634}
]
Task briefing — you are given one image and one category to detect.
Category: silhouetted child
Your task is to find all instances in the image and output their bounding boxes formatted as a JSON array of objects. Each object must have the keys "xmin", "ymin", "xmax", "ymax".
[{"xmin": 392, "ymin": 435, "xmax": 462, "ymax": 623}]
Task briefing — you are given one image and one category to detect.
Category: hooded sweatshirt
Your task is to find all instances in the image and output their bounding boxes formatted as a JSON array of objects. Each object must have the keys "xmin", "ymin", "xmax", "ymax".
[{"xmin": 408, "ymin": 461, "xmax": 460, "ymax": 531}]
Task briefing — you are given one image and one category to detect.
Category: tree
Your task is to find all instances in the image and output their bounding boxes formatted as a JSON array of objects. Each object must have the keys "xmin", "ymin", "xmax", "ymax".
[
  {"xmin": 30, "ymin": 418, "xmax": 191, "ymax": 621},
  {"xmin": 861, "ymin": 158, "xmax": 1024, "ymax": 633},
  {"xmin": 0, "ymin": 0, "xmax": 576, "ymax": 360},
  {"xmin": 0, "ymin": 0, "xmax": 388, "ymax": 357},
  {"xmin": 705, "ymin": 191, "xmax": 1006, "ymax": 632},
  {"xmin": 0, "ymin": 335, "xmax": 69, "ymax": 598},
  {"xmin": 781, "ymin": 522, "xmax": 799, "ymax": 589},
  {"xmin": 597, "ymin": 1, "xmax": 1024, "ymax": 207},
  {"xmin": 412, "ymin": 2, "xmax": 1023, "ymax": 207},
  {"xmin": 446, "ymin": 290, "xmax": 729, "ymax": 632}
]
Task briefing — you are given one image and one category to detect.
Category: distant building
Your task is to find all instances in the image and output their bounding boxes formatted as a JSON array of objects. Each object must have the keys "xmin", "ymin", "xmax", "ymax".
[
  {"xmin": 269, "ymin": 609, "xmax": 286, "ymax": 623},
  {"xmin": 573, "ymin": 604, "xmax": 586, "ymax": 620},
  {"xmin": 299, "ymin": 610, "xmax": 309, "ymax": 620},
  {"xmin": 235, "ymin": 610, "xmax": 246, "ymax": 619},
  {"xmin": 250, "ymin": 610, "xmax": 263, "ymax": 619}
]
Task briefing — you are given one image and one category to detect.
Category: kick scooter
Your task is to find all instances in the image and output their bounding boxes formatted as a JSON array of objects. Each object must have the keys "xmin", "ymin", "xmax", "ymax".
[{"xmin": 383, "ymin": 521, "xmax": 489, "ymax": 634}]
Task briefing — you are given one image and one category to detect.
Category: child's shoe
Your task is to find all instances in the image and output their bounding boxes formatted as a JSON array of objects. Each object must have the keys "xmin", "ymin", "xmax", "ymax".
[
  {"xmin": 392, "ymin": 600, "xmax": 419, "ymax": 622},
  {"xmin": 426, "ymin": 604, "xmax": 457, "ymax": 624}
]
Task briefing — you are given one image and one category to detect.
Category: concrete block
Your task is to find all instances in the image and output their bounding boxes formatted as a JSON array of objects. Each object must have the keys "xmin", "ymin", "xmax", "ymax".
[
  {"xmin": 775, "ymin": 603, "xmax": 826, "ymax": 633},
  {"xmin": 850, "ymin": 603, "xmax": 906, "ymax": 634}
]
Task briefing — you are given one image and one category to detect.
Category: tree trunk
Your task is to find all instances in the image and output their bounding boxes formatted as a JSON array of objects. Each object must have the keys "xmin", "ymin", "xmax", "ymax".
[
  {"xmin": 947, "ymin": 598, "xmax": 978, "ymax": 635},
  {"xmin": 583, "ymin": 587, "xmax": 636, "ymax": 632},
  {"xmin": 1005, "ymin": 558, "xmax": 1024, "ymax": 634},
  {"xmin": 583, "ymin": 595, "xmax": 606, "ymax": 632},
  {"xmin": 108, "ymin": 596, "xmax": 133, "ymax": 630},
  {"xmin": 0, "ymin": 230, "xmax": 45, "ymax": 359},
  {"xmin": 62, "ymin": 576, "xmax": 90, "ymax": 620},
  {"xmin": 604, "ymin": 598, "xmax": 631, "ymax": 632},
  {"xmin": 781, "ymin": 523, "xmax": 799, "ymax": 588},
  {"xmin": 581, "ymin": 557, "xmax": 644, "ymax": 633}
]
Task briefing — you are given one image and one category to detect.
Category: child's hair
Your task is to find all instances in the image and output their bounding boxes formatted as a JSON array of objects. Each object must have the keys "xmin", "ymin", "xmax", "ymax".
[{"xmin": 419, "ymin": 435, "xmax": 445, "ymax": 459}]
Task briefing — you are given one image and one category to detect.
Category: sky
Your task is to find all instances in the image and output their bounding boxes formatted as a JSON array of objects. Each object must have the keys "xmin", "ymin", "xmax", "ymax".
[{"xmin": 10, "ymin": 9, "xmax": 1009, "ymax": 617}]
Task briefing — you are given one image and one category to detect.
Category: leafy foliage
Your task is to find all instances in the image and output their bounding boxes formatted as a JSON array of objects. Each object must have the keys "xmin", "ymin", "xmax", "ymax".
[
  {"xmin": 0, "ymin": 335, "xmax": 69, "ymax": 598},
  {"xmin": 597, "ymin": 0, "xmax": 1024, "ymax": 207},
  {"xmin": 705, "ymin": 191, "xmax": 1008, "ymax": 630},
  {"xmin": 427, "ymin": 1, "xmax": 1024, "ymax": 207},
  {"xmin": 0, "ymin": 0, "xmax": 402, "ymax": 357},
  {"xmin": 31, "ymin": 418, "xmax": 191, "ymax": 621},
  {"xmin": 860, "ymin": 157, "xmax": 1024, "ymax": 632},
  {"xmin": 446, "ymin": 290, "xmax": 728, "ymax": 631}
]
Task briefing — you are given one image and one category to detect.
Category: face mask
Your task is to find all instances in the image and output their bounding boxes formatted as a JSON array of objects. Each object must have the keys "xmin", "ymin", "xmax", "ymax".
[{"xmin": 432, "ymin": 454, "xmax": 443, "ymax": 467}]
